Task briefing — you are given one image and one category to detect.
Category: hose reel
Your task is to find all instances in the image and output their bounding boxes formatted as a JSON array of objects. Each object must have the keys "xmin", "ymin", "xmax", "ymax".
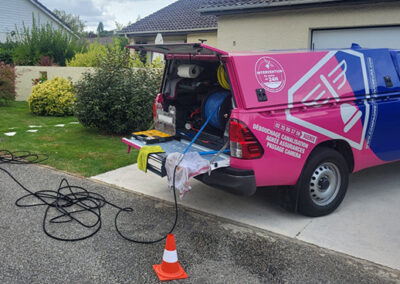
[{"xmin": 203, "ymin": 91, "xmax": 231, "ymax": 131}]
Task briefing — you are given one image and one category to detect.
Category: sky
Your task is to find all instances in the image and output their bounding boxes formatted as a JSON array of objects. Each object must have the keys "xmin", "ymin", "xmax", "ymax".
[{"xmin": 39, "ymin": 0, "xmax": 178, "ymax": 32}]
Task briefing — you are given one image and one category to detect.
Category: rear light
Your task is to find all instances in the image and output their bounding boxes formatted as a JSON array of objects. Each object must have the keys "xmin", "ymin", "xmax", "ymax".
[
  {"xmin": 153, "ymin": 93, "xmax": 164, "ymax": 119},
  {"xmin": 229, "ymin": 119, "xmax": 263, "ymax": 159}
]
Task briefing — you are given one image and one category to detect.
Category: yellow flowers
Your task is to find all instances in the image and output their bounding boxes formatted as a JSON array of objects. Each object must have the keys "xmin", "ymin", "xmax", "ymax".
[{"xmin": 28, "ymin": 77, "xmax": 76, "ymax": 116}]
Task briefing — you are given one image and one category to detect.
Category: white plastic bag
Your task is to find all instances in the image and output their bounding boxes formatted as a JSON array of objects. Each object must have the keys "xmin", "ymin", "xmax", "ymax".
[{"xmin": 165, "ymin": 152, "xmax": 210, "ymax": 199}]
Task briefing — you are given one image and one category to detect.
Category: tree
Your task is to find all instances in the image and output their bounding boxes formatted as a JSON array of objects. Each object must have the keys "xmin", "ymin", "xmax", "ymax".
[
  {"xmin": 53, "ymin": 9, "xmax": 85, "ymax": 35},
  {"xmin": 115, "ymin": 21, "xmax": 124, "ymax": 32},
  {"xmin": 97, "ymin": 22, "xmax": 104, "ymax": 35},
  {"xmin": 115, "ymin": 21, "xmax": 133, "ymax": 32}
]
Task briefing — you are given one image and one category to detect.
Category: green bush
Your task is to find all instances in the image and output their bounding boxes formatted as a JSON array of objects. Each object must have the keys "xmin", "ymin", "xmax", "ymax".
[
  {"xmin": 0, "ymin": 62, "xmax": 16, "ymax": 105},
  {"xmin": 66, "ymin": 41, "xmax": 107, "ymax": 67},
  {"xmin": 74, "ymin": 47, "xmax": 163, "ymax": 134},
  {"xmin": 28, "ymin": 77, "xmax": 76, "ymax": 116},
  {"xmin": 67, "ymin": 37, "xmax": 164, "ymax": 69},
  {"xmin": 11, "ymin": 16, "xmax": 83, "ymax": 66},
  {"xmin": 67, "ymin": 37, "xmax": 129, "ymax": 67},
  {"xmin": 0, "ymin": 42, "xmax": 15, "ymax": 65},
  {"xmin": 132, "ymin": 55, "xmax": 165, "ymax": 69}
]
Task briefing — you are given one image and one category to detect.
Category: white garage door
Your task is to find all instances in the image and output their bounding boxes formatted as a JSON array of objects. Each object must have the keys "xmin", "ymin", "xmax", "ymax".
[{"xmin": 312, "ymin": 26, "xmax": 400, "ymax": 50}]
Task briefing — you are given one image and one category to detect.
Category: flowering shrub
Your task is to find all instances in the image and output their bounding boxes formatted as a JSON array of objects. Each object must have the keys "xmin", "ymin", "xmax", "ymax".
[
  {"xmin": 36, "ymin": 56, "xmax": 56, "ymax": 66},
  {"xmin": 32, "ymin": 73, "xmax": 48, "ymax": 86},
  {"xmin": 0, "ymin": 62, "xmax": 16, "ymax": 106},
  {"xmin": 28, "ymin": 77, "xmax": 76, "ymax": 116}
]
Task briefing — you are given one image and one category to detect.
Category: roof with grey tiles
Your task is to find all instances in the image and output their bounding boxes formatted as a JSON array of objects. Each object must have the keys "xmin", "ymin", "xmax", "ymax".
[
  {"xmin": 202, "ymin": 0, "xmax": 300, "ymax": 9},
  {"xmin": 120, "ymin": 0, "xmax": 217, "ymax": 35},
  {"xmin": 199, "ymin": 0, "xmax": 387, "ymax": 14}
]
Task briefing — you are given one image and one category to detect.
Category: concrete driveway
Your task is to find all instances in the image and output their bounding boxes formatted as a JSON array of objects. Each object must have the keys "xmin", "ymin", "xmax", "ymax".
[
  {"xmin": 93, "ymin": 160, "xmax": 400, "ymax": 271},
  {"xmin": 3, "ymin": 163, "xmax": 399, "ymax": 283}
]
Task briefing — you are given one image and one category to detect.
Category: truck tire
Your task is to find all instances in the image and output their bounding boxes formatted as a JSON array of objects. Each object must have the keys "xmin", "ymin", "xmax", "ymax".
[{"xmin": 296, "ymin": 147, "xmax": 349, "ymax": 217}]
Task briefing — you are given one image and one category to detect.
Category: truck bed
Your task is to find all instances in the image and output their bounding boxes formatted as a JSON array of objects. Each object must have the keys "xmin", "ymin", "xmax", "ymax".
[{"xmin": 122, "ymin": 136, "xmax": 230, "ymax": 177}]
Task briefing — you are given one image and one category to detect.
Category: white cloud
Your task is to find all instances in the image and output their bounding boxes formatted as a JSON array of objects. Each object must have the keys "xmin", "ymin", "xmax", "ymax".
[{"xmin": 40, "ymin": 0, "xmax": 177, "ymax": 31}]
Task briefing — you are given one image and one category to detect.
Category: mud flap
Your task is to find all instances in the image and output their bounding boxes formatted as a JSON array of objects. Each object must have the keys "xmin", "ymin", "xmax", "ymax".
[{"xmin": 279, "ymin": 186, "xmax": 299, "ymax": 213}]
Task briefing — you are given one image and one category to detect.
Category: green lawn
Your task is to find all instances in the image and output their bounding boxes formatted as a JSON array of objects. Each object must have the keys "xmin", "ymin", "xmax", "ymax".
[{"xmin": 0, "ymin": 102, "xmax": 138, "ymax": 177}]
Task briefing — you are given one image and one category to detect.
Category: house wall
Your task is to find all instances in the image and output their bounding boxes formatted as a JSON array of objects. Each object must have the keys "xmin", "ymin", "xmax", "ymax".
[
  {"xmin": 128, "ymin": 35, "xmax": 188, "ymax": 62},
  {"xmin": 187, "ymin": 32, "xmax": 218, "ymax": 47},
  {"xmin": 15, "ymin": 66, "xmax": 94, "ymax": 101},
  {"xmin": 0, "ymin": 0, "xmax": 66, "ymax": 42},
  {"xmin": 129, "ymin": 32, "xmax": 218, "ymax": 46},
  {"xmin": 216, "ymin": 1, "xmax": 400, "ymax": 51},
  {"xmin": 129, "ymin": 35, "xmax": 187, "ymax": 45}
]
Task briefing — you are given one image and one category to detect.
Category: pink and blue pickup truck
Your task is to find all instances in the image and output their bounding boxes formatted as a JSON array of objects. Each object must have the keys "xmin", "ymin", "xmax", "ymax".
[{"xmin": 123, "ymin": 43, "xmax": 400, "ymax": 217}]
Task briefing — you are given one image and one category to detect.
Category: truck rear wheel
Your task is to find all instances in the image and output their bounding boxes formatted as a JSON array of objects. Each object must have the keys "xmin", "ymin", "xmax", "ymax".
[{"xmin": 297, "ymin": 147, "xmax": 349, "ymax": 217}]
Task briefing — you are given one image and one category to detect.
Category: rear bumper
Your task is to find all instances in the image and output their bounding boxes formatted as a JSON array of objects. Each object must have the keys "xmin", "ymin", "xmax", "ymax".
[{"xmin": 197, "ymin": 167, "xmax": 256, "ymax": 196}]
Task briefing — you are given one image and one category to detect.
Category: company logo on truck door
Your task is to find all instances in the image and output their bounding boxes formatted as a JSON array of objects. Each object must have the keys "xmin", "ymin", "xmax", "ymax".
[
  {"xmin": 255, "ymin": 57, "xmax": 286, "ymax": 92},
  {"xmin": 286, "ymin": 50, "xmax": 370, "ymax": 150}
]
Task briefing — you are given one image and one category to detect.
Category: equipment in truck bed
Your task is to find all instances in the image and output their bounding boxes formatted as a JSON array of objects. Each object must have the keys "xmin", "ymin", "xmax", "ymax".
[
  {"xmin": 132, "ymin": 130, "xmax": 174, "ymax": 144},
  {"xmin": 122, "ymin": 136, "xmax": 230, "ymax": 177}
]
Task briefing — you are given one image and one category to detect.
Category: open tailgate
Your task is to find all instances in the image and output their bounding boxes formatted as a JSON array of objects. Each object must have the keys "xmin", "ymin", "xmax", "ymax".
[
  {"xmin": 126, "ymin": 43, "xmax": 228, "ymax": 56},
  {"xmin": 122, "ymin": 137, "xmax": 230, "ymax": 177}
]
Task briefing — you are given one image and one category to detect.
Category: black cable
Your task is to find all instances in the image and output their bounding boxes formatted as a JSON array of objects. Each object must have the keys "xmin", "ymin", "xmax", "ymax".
[
  {"xmin": 0, "ymin": 149, "xmax": 49, "ymax": 164},
  {"xmin": 114, "ymin": 166, "xmax": 178, "ymax": 244},
  {"xmin": 0, "ymin": 149, "xmax": 179, "ymax": 243}
]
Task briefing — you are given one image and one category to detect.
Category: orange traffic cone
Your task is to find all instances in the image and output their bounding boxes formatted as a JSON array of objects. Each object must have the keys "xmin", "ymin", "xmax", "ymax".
[{"xmin": 153, "ymin": 234, "xmax": 188, "ymax": 281}]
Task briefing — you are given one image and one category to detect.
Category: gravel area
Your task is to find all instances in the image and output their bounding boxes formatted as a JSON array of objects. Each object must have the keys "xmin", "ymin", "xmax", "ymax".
[{"xmin": 0, "ymin": 163, "xmax": 399, "ymax": 284}]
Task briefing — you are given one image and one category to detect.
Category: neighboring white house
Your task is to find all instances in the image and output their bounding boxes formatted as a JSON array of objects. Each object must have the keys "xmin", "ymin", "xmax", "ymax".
[{"xmin": 0, "ymin": 0, "xmax": 76, "ymax": 42}]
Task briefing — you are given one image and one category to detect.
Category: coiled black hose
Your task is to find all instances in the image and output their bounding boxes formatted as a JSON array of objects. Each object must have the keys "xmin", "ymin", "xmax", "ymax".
[{"xmin": 0, "ymin": 149, "xmax": 178, "ymax": 243}]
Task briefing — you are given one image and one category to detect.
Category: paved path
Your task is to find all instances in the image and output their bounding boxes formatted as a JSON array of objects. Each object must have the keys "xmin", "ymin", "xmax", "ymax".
[
  {"xmin": 93, "ymin": 161, "xmax": 400, "ymax": 271},
  {"xmin": 1, "ymin": 163, "xmax": 399, "ymax": 283}
]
